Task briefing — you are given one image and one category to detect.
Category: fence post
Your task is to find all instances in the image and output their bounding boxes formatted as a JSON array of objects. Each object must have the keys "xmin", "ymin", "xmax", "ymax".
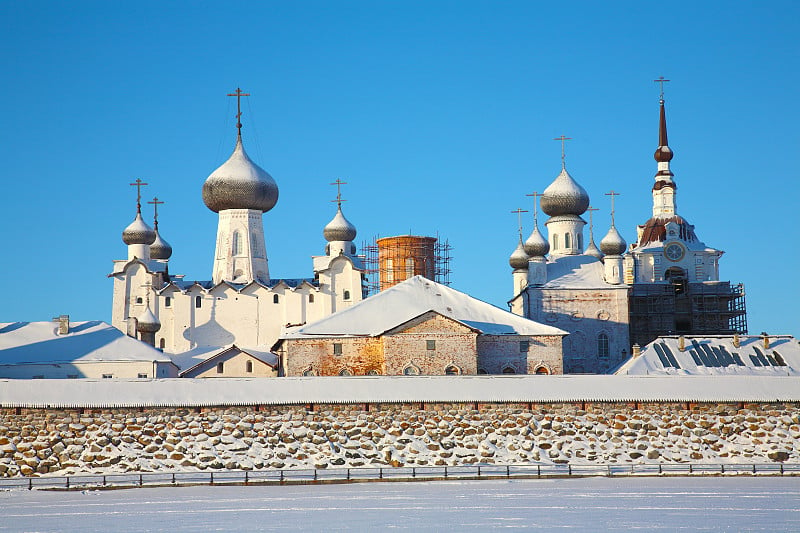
[
  {"xmin": 210, "ymin": 473, "xmax": 214, "ymax": 485},
  {"xmin": 280, "ymin": 470, "xmax": 284, "ymax": 482},
  {"xmin": 506, "ymin": 465, "xmax": 510, "ymax": 478},
  {"xmin": 412, "ymin": 467, "xmax": 416, "ymax": 478},
  {"xmin": 139, "ymin": 474, "xmax": 143, "ymax": 486},
  {"xmin": 103, "ymin": 475, "xmax": 107, "ymax": 486},
  {"xmin": 314, "ymin": 469, "xmax": 317, "ymax": 481},
  {"xmin": 781, "ymin": 464, "xmax": 784, "ymax": 475},
  {"xmin": 721, "ymin": 464, "xmax": 725, "ymax": 474},
  {"xmin": 689, "ymin": 464, "xmax": 692, "ymax": 474},
  {"xmin": 444, "ymin": 466, "xmax": 448, "ymax": 479},
  {"xmin": 66, "ymin": 476, "xmax": 69, "ymax": 489},
  {"xmin": 607, "ymin": 465, "xmax": 611, "ymax": 477},
  {"xmin": 245, "ymin": 471, "xmax": 249, "ymax": 485},
  {"xmin": 347, "ymin": 468, "xmax": 351, "ymax": 481},
  {"xmin": 752, "ymin": 464, "xmax": 756, "ymax": 474},
  {"xmin": 568, "ymin": 464, "xmax": 572, "ymax": 476},
  {"xmin": 477, "ymin": 466, "xmax": 481, "ymax": 477},
  {"xmin": 379, "ymin": 468, "xmax": 383, "ymax": 479},
  {"xmin": 172, "ymin": 473, "xmax": 176, "ymax": 484},
  {"xmin": 537, "ymin": 465, "xmax": 540, "ymax": 478},
  {"xmin": 658, "ymin": 464, "xmax": 662, "ymax": 474},
  {"xmin": 28, "ymin": 478, "xmax": 32, "ymax": 490}
]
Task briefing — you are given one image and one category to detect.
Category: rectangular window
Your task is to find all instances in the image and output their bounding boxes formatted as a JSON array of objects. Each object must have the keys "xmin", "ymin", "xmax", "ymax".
[
  {"xmin": 102, "ymin": 374, "xmax": 113, "ymax": 379},
  {"xmin": 520, "ymin": 340, "xmax": 530, "ymax": 353},
  {"xmin": 165, "ymin": 297, "xmax": 171, "ymax": 308},
  {"xmin": 216, "ymin": 362, "xmax": 224, "ymax": 374},
  {"xmin": 333, "ymin": 343, "xmax": 343, "ymax": 356},
  {"xmin": 426, "ymin": 340, "xmax": 436, "ymax": 351},
  {"xmin": 138, "ymin": 373, "xmax": 148, "ymax": 379}
]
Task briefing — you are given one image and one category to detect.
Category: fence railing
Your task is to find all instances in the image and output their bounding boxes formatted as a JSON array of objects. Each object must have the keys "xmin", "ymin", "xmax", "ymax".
[{"xmin": 1, "ymin": 462, "xmax": 797, "ymax": 491}]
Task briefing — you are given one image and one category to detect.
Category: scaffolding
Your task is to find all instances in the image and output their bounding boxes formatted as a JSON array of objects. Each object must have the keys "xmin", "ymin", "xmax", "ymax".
[
  {"xmin": 629, "ymin": 281, "xmax": 747, "ymax": 348},
  {"xmin": 362, "ymin": 234, "xmax": 453, "ymax": 296}
]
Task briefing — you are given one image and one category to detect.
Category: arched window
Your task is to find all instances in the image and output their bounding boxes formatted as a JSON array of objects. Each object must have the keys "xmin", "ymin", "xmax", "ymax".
[
  {"xmin": 251, "ymin": 232, "xmax": 260, "ymax": 257},
  {"xmin": 343, "ymin": 290, "xmax": 351, "ymax": 300},
  {"xmin": 366, "ymin": 369, "xmax": 380, "ymax": 375},
  {"xmin": 502, "ymin": 366, "xmax": 516, "ymax": 374},
  {"xmin": 564, "ymin": 233, "xmax": 571, "ymax": 249},
  {"xmin": 216, "ymin": 362, "xmax": 224, "ymax": 374},
  {"xmin": 195, "ymin": 295, "xmax": 202, "ymax": 308},
  {"xmin": 535, "ymin": 366, "xmax": 549, "ymax": 375},
  {"xmin": 445, "ymin": 365, "xmax": 460, "ymax": 375},
  {"xmin": 553, "ymin": 234, "xmax": 559, "ymax": 250},
  {"xmin": 273, "ymin": 294, "xmax": 279, "ymax": 304},
  {"xmin": 302, "ymin": 367, "xmax": 315, "ymax": 376},
  {"xmin": 159, "ymin": 338, "xmax": 165, "ymax": 349},
  {"xmin": 598, "ymin": 333, "xmax": 610, "ymax": 358},
  {"xmin": 577, "ymin": 234, "xmax": 583, "ymax": 250},
  {"xmin": 403, "ymin": 365, "xmax": 420, "ymax": 376},
  {"xmin": 308, "ymin": 294, "xmax": 314, "ymax": 303},
  {"xmin": 136, "ymin": 297, "xmax": 143, "ymax": 304},
  {"xmin": 246, "ymin": 360, "xmax": 253, "ymax": 373},
  {"xmin": 232, "ymin": 231, "xmax": 241, "ymax": 256},
  {"xmin": 338, "ymin": 368, "xmax": 352, "ymax": 376},
  {"xmin": 477, "ymin": 368, "xmax": 488, "ymax": 375}
]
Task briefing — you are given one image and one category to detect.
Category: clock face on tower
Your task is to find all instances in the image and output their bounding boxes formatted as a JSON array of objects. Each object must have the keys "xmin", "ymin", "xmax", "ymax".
[{"xmin": 664, "ymin": 242, "xmax": 685, "ymax": 262}]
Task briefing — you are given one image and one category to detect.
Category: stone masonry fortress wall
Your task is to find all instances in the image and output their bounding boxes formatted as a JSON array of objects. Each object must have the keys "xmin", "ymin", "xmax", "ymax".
[{"xmin": 1, "ymin": 377, "xmax": 799, "ymax": 477}]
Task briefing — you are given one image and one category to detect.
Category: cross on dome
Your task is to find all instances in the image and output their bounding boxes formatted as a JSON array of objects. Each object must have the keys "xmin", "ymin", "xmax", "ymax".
[
  {"xmin": 526, "ymin": 191, "xmax": 542, "ymax": 226},
  {"xmin": 511, "ymin": 208, "xmax": 528, "ymax": 239},
  {"xmin": 129, "ymin": 179, "xmax": 148, "ymax": 213},
  {"xmin": 654, "ymin": 76, "xmax": 670, "ymax": 103},
  {"xmin": 605, "ymin": 190, "xmax": 620, "ymax": 227},
  {"xmin": 553, "ymin": 135, "xmax": 572, "ymax": 169},
  {"xmin": 330, "ymin": 179, "xmax": 348, "ymax": 207},
  {"xmin": 227, "ymin": 87, "xmax": 250, "ymax": 136},
  {"xmin": 148, "ymin": 197, "xmax": 164, "ymax": 227}
]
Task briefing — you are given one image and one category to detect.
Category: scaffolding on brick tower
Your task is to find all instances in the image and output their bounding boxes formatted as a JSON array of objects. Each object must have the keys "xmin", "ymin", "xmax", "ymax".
[{"xmin": 361, "ymin": 234, "xmax": 452, "ymax": 296}]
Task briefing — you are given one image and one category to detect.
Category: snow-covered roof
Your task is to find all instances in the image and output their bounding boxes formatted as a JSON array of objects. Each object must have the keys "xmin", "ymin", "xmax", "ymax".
[
  {"xmin": 170, "ymin": 344, "xmax": 278, "ymax": 373},
  {"xmin": 0, "ymin": 321, "xmax": 172, "ymax": 364},
  {"xmin": 280, "ymin": 276, "xmax": 567, "ymax": 339},
  {"xmin": 542, "ymin": 255, "xmax": 621, "ymax": 289},
  {"xmin": 614, "ymin": 335, "xmax": 800, "ymax": 376},
  {"xmin": 0, "ymin": 375, "xmax": 798, "ymax": 408}
]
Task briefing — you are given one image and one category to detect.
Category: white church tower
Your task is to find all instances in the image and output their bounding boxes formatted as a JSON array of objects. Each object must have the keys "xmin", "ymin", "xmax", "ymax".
[{"xmin": 202, "ymin": 89, "xmax": 277, "ymax": 285}]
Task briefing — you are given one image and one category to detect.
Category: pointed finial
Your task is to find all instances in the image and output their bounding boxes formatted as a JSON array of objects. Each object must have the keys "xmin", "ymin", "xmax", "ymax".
[
  {"xmin": 605, "ymin": 191, "xmax": 620, "ymax": 227},
  {"xmin": 227, "ymin": 87, "xmax": 251, "ymax": 138},
  {"xmin": 511, "ymin": 208, "xmax": 529, "ymax": 240},
  {"xmin": 129, "ymin": 179, "xmax": 148, "ymax": 214},
  {"xmin": 654, "ymin": 76, "xmax": 670, "ymax": 104},
  {"xmin": 330, "ymin": 179, "xmax": 348, "ymax": 207},
  {"xmin": 526, "ymin": 191, "xmax": 542, "ymax": 226},
  {"xmin": 148, "ymin": 197, "xmax": 164, "ymax": 229},
  {"xmin": 586, "ymin": 206, "xmax": 599, "ymax": 239},
  {"xmin": 553, "ymin": 136, "xmax": 572, "ymax": 169}
]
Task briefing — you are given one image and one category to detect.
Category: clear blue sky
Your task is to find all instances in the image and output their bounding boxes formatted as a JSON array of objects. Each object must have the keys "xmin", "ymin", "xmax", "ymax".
[{"xmin": 1, "ymin": 2, "xmax": 797, "ymax": 337}]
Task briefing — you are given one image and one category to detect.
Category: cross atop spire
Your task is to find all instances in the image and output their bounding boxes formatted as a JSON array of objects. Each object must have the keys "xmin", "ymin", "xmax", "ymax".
[
  {"xmin": 553, "ymin": 135, "xmax": 572, "ymax": 169},
  {"xmin": 129, "ymin": 179, "xmax": 148, "ymax": 214},
  {"xmin": 330, "ymin": 179, "xmax": 348, "ymax": 207},
  {"xmin": 148, "ymin": 197, "xmax": 164, "ymax": 229},
  {"xmin": 511, "ymin": 208, "xmax": 529, "ymax": 239},
  {"xmin": 526, "ymin": 191, "xmax": 542, "ymax": 226},
  {"xmin": 654, "ymin": 76, "xmax": 670, "ymax": 103},
  {"xmin": 586, "ymin": 206, "xmax": 599, "ymax": 238},
  {"xmin": 605, "ymin": 190, "xmax": 620, "ymax": 226},
  {"xmin": 227, "ymin": 87, "xmax": 250, "ymax": 138}
]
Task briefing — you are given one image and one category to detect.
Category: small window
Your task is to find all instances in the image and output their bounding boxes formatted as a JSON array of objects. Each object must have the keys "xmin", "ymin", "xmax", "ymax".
[
  {"xmin": 102, "ymin": 374, "xmax": 113, "ymax": 379},
  {"xmin": 246, "ymin": 361, "xmax": 253, "ymax": 373},
  {"xmin": 232, "ymin": 231, "xmax": 241, "ymax": 256},
  {"xmin": 598, "ymin": 333, "xmax": 610, "ymax": 358},
  {"xmin": 477, "ymin": 368, "xmax": 488, "ymax": 375},
  {"xmin": 519, "ymin": 340, "xmax": 530, "ymax": 353},
  {"xmin": 159, "ymin": 338, "xmax": 165, "ymax": 349},
  {"xmin": 216, "ymin": 362, "xmax": 224, "ymax": 374},
  {"xmin": 273, "ymin": 294, "xmax": 279, "ymax": 304},
  {"xmin": 445, "ymin": 365, "xmax": 460, "ymax": 375},
  {"xmin": 302, "ymin": 368, "xmax": 315, "ymax": 376},
  {"xmin": 553, "ymin": 234, "xmax": 559, "ymax": 250},
  {"xmin": 403, "ymin": 365, "xmax": 419, "ymax": 376},
  {"xmin": 136, "ymin": 297, "xmax": 143, "ymax": 304},
  {"xmin": 138, "ymin": 373, "xmax": 148, "ymax": 379},
  {"xmin": 308, "ymin": 294, "xmax": 314, "ymax": 303},
  {"xmin": 343, "ymin": 290, "xmax": 351, "ymax": 301},
  {"xmin": 366, "ymin": 369, "xmax": 380, "ymax": 375},
  {"xmin": 426, "ymin": 340, "xmax": 436, "ymax": 351},
  {"xmin": 164, "ymin": 297, "xmax": 171, "ymax": 308},
  {"xmin": 564, "ymin": 233, "xmax": 571, "ymax": 249},
  {"xmin": 195, "ymin": 296, "xmax": 202, "ymax": 308},
  {"xmin": 502, "ymin": 366, "xmax": 516, "ymax": 374},
  {"xmin": 333, "ymin": 343, "xmax": 343, "ymax": 356},
  {"xmin": 338, "ymin": 368, "xmax": 352, "ymax": 376},
  {"xmin": 535, "ymin": 366, "xmax": 549, "ymax": 375}
]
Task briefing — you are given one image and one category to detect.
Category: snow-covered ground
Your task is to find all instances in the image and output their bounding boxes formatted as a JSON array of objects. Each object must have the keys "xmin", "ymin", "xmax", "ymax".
[{"xmin": 1, "ymin": 477, "xmax": 798, "ymax": 532}]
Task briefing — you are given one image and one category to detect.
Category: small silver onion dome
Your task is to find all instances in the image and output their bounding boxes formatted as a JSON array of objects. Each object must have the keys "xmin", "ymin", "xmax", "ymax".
[
  {"xmin": 122, "ymin": 213, "xmax": 156, "ymax": 245},
  {"xmin": 202, "ymin": 136, "xmax": 279, "ymax": 213},
  {"xmin": 584, "ymin": 238, "xmax": 604, "ymax": 259},
  {"xmin": 150, "ymin": 230, "xmax": 172, "ymax": 260},
  {"xmin": 509, "ymin": 240, "xmax": 530, "ymax": 270},
  {"xmin": 540, "ymin": 168, "xmax": 590, "ymax": 217},
  {"xmin": 600, "ymin": 226, "xmax": 627, "ymax": 255},
  {"xmin": 323, "ymin": 205, "xmax": 357, "ymax": 242},
  {"xmin": 136, "ymin": 305, "xmax": 161, "ymax": 333},
  {"xmin": 523, "ymin": 225, "xmax": 550, "ymax": 257}
]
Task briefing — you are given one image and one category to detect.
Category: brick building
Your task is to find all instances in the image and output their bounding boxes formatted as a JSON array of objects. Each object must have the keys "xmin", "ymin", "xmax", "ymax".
[{"xmin": 274, "ymin": 276, "xmax": 566, "ymax": 376}]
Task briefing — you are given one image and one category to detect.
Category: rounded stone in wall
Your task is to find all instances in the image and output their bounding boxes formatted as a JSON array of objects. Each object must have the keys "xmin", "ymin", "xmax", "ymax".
[{"xmin": 597, "ymin": 310, "xmax": 610, "ymax": 321}]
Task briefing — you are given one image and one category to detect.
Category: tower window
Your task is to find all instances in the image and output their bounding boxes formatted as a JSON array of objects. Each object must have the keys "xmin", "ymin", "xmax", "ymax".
[
  {"xmin": 338, "ymin": 368, "xmax": 353, "ymax": 376},
  {"xmin": 333, "ymin": 343, "xmax": 343, "ymax": 356},
  {"xmin": 246, "ymin": 360, "xmax": 253, "ymax": 373},
  {"xmin": 403, "ymin": 365, "xmax": 420, "ymax": 376},
  {"xmin": 232, "ymin": 231, "xmax": 241, "ymax": 256},
  {"xmin": 577, "ymin": 234, "xmax": 583, "ymax": 250},
  {"xmin": 553, "ymin": 234, "xmax": 559, "ymax": 250},
  {"xmin": 519, "ymin": 340, "xmax": 530, "ymax": 353},
  {"xmin": 136, "ymin": 297, "xmax": 143, "ymax": 304},
  {"xmin": 564, "ymin": 233, "xmax": 571, "ymax": 249},
  {"xmin": 164, "ymin": 297, "xmax": 171, "ymax": 308},
  {"xmin": 445, "ymin": 365, "xmax": 460, "ymax": 375},
  {"xmin": 343, "ymin": 290, "xmax": 351, "ymax": 300},
  {"xmin": 273, "ymin": 294, "xmax": 279, "ymax": 304},
  {"xmin": 216, "ymin": 362, "xmax": 224, "ymax": 374},
  {"xmin": 251, "ymin": 232, "xmax": 260, "ymax": 257},
  {"xmin": 195, "ymin": 296, "xmax": 202, "ymax": 308},
  {"xmin": 159, "ymin": 338, "xmax": 165, "ymax": 349},
  {"xmin": 426, "ymin": 340, "xmax": 436, "ymax": 351},
  {"xmin": 502, "ymin": 366, "xmax": 516, "ymax": 374},
  {"xmin": 598, "ymin": 333, "xmax": 609, "ymax": 358},
  {"xmin": 308, "ymin": 294, "xmax": 314, "ymax": 303}
]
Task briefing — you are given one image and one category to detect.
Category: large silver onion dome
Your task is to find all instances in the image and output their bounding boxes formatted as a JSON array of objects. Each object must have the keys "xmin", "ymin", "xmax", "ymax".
[
  {"xmin": 136, "ymin": 305, "xmax": 161, "ymax": 333},
  {"xmin": 150, "ymin": 230, "xmax": 172, "ymax": 260},
  {"xmin": 600, "ymin": 226, "xmax": 627, "ymax": 256},
  {"xmin": 202, "ymin": 136, "xmax": 279, "ymax": 213},
  {"xmin": 523, "ymin": 225, "xmax": 550, "ymax": 257},
  {"xmin": 323, "ymin": 205, "xmax": 357, "ymax": 242},
  {"xmin": 584, "ymin": 238, "xmax": 604, "ymax": 259},
  {"xmin": 540, "ymin": 168, "xmax": 590, "ymax": 217},
  {"xmin": 509, "ymin": 240, "xmax": 530, "ymax": 270},
  {"xmin": 122, "ymin": 213, "xmax": 156, "ymax": 245}
]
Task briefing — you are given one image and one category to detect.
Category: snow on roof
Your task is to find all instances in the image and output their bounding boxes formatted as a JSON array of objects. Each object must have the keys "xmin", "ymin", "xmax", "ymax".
[
  {"xmin": 542, "ymin": 255, "xmax": 621, "ymax": 289},
  {"xmin": 615, "ymin": 335, "xmax": 800, "ymax": 376},
  {"xmin": 170, "ymin": 344, "xmax": 278, "ymax": 372},
  {"xmin": 280, "ymin": 276, "xmax": 567, "ymax": 339},
  {"xmin": 0, "ymin": 375, "xmax": 798, "ymax": 408},
  {"xmin": 0, "ymin": 321, "xmax": 172, "ymax": 364}
]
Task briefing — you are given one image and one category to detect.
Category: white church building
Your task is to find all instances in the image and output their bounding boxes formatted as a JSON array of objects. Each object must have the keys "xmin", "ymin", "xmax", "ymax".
[{"xmin": 110, "ymin": 93, "xmax": 366, "ymax": 369}]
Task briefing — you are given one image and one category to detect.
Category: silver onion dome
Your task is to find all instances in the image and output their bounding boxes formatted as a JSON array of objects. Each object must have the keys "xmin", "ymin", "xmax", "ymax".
[
  {"xmin": 150, "ymin": 230, "xmax": 172, "ymax": 260},
  {"xmin": 600, "ymin": 226, "xmax": 627, "ymax": 256},
  {"xmin": 122, "ymin": 213, "xmax": 156, "ymax": 245},
  {"xmin": 523, "ymin": 225, "xmax": 550, "ymax": 257},
  {"xmin": 509, "ymin": 240, "xmax": 530, "ymax": 270},
  {"xmin": 584, "ymin": 238, "xmax": 604, "ymax": 259},
  {"xmin": 202, "ymin": 136, "xmax": 279, "ymax": 213},
  {"xmin": 323, "ymin": 205, "xmax": 357, "ymax": 242},
  {"xmin": 540, "ymin": 168, "xmax": 590, "ymax": 217},
  {"xmin": 136, "ymin": 305, "xmax": 161, "ymax": 333}
]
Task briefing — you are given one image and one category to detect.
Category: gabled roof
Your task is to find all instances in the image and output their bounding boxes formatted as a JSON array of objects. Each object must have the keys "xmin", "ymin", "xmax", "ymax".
[
  {"xmin": 280, "ymin": 276, "xmax": 566, "ymax": 340},
  {"xmin": 614, "ymin": 335, "xmax": 800, "ymax": 376},
  {"xmin": 0, "ymin": 321, "xmax": 173, "ymax": 364},
  {"xmin": 171, "ymin": 344, "xmax": 278, "ymax": 375}
]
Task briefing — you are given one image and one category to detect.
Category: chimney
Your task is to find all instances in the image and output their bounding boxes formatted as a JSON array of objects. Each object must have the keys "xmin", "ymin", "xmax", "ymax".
[
  {"xmin": 632, "ymin": 344, "xmax": 641, "ymax": 358},
  {"xmin": 678, "ymin": 336, "xmax": 685, "ymax": 352},
  {"xmin": 53, "ymin": 315, "xmax": 69, "ymax": 335},
  {"xmin": 763, "ymin": 333, "xmax": 770, "ymax": 350},
  {"xmin": 733, "ymin": 333, "xmax": 740, "ymax": 348}
]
